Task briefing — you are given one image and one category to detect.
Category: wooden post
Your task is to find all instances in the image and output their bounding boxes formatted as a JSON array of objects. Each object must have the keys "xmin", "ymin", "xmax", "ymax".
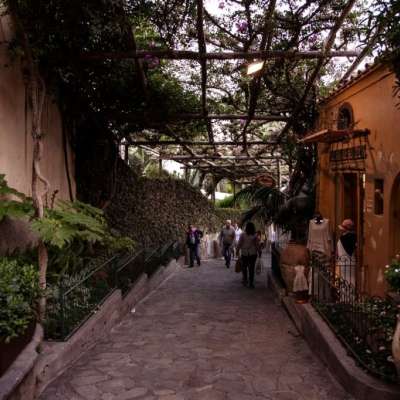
[
  {"xmin": 211, "ymin": 175, "xmax": 216, "ymax": 204},
  {"xmin": 159, "ymin": 158, "xmax": 162, "ymax": 176},
  {"xmin": 125, "ymin": 144, "xmax": 129, "ymax": 164},
  {"xmin": 276, "ymin": 158, "xmax": 281, "ymax": 189},
  {"xmin": 184, "ymin": 167, "xmax": 189, "ymax": 182},
  {"xmin": 233, "ymin": 181, "xmax": 237, "ymax": 208}
]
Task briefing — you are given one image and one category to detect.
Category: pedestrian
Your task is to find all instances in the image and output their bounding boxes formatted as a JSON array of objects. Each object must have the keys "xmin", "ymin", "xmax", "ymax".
[
  {"xmin": 186, "ymin": 224, "xmax": 203, "ymax": 268},
  {"xmin": 256, "ymin": 230, "xmax": 263, "ymax": 258},
  {"xmin": 219, "ymin": 219, "xmax": 236, "ymax": 268},
  {"xmin": 233, "ymin": 222, "xmax": 243, "ymax": 259},
  {"xmin": 236, "ymin": 222, "xmax": 260, "ymax": 289}
]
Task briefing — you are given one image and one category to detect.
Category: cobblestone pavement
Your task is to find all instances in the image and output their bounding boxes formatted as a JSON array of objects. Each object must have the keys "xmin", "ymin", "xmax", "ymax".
[{"xmin": 40, "ymin": 258, "xmax": 352, "ymax": 400}]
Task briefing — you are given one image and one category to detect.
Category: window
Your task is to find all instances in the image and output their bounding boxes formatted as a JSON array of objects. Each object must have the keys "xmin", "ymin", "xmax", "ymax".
[
  {"xmin": 374, "ymin": 179, "xmax": 384, "ymax": 215},
  {"xmin": 337, "ymin": 104, "xmax": 354, "ymax": 130}
]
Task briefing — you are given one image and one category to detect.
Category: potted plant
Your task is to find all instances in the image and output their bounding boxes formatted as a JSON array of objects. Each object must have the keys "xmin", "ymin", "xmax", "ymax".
[{"xmin": 385, "ymin": 256, "xmax": 400, "ymax": 304}]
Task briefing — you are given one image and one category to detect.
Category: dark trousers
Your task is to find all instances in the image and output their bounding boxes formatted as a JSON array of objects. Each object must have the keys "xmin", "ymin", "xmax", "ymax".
[
  {"xmin": 188, "ymin": 244, "xmax": 200, "ymax": 267},
  {"xmin": 222, "ymin": 243, "xmax": 233, "ymax": 267},
  {"xmin": 241, "ymin": 254, "xmax": 257, "ymax": 284}
]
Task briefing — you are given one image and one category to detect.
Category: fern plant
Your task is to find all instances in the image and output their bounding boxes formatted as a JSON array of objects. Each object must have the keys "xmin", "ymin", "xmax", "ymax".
[
  {"xmin": 2, "ymin": 175, "xmax": 135, "ymax": 278},
  {"xmin": 31, "ymin": 200, "xmax": 106, "ymax": 248},
  {"xmin": 0, "ymin": 174, "xmax": 34, "ymax": 221}
]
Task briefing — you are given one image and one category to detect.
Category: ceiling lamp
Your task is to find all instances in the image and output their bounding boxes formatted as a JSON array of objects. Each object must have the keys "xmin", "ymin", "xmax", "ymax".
[{"xmin": 246, "ymin": 60, "xmax": 264, "ymax": 75}]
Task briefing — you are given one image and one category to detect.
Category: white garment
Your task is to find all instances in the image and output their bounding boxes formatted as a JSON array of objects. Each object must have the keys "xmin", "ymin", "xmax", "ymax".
[
  {"xmin": 234, "ymin": 228, "xmax": 242, "ymax": 243},
  {"xmin": 336, "ymin": 238, "xmax": 356, "ymax": 286},
  {"xmin": 307, "ymin": 219, "xmax": 332, "ymax": 257},
  {"xmin": 293, "ymin": 265, "xmax": 308, "ymax": 292}
]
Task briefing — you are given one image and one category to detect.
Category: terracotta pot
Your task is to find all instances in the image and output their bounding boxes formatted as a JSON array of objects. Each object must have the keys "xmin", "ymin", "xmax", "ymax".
[
  {"xmin": 280, "ymin": 243, "xmax": 309, "ymax": 292},
  {"xmin": 393, "ymin": 314, "xmax": 400, "ymax": 383},
  {"xmin": 280, "ymin": 242, "xmax": 309, "ymax": 266}
]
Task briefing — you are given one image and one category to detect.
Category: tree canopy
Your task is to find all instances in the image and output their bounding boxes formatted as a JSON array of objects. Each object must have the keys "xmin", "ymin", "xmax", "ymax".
[{"xmin": 2, "ymin": 0, "xmax": 399, "ymax": 188}]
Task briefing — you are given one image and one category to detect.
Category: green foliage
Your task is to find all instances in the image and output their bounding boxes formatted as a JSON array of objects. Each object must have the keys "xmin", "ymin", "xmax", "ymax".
[
  {"xmin": 0, "ymin": 258, "xmax": 40, "ymax": 343},
  {"xmin": 317, "ymin": 297, "xmax": 398, "ymax": 381},
  {"xmin": 235, "ymin": 184, "xmax": 286, "ymax": 224},
  {"xmin": 1, "ymin": 175, "xmax": 135, "ymax": 278},
  {"xmin": 384, "ymin": 257, "xmax": 400, "ymax": 292},
  {"xmin": 30, "ymin": 199, "xmax": 134, "ymax": 250},
  {"xmin": 216, "ymin": 195, "xmax": 235, "ymax": 209},
  {"xmin": 0, "ymin": 174, "xmax": 33, "ymax": 221},
  {"xmin": 32, "ymin": 201, "xmax": 106, "ymax": 248}
]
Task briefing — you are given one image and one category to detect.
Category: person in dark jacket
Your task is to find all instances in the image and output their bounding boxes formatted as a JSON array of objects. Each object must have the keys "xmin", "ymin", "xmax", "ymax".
[{"xmin": 186, "ymin": 225, "xmax": 203, "ymax": 268}]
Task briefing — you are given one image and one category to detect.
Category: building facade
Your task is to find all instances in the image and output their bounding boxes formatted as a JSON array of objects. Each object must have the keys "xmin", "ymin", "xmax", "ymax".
[{"xmin": 304, "ymin": 62, "xmax": 400, "ymax": 296}]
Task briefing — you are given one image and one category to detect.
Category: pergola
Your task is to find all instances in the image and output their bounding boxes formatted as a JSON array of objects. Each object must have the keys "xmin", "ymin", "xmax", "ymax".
[{"xmin": 84, "ymin": 0, "xmax": 366, "ymax": 188}]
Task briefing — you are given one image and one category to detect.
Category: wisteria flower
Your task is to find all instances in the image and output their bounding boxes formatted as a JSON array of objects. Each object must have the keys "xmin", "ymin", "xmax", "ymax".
[
  {"xmin": 144, "ymin": 54, "xmax": 160, "ymax": 69},
  {"xmin": 236, "ymin": 21, "xmax": 248, "ymax": 34},
  {"xmin": 219, "ymin": 2, "xmax": 225, "ymax": 9}
]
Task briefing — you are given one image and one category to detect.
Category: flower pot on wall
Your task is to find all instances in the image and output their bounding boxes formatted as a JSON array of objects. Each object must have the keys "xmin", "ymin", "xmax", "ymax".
[{"xmin": 280, "ymin": 242, "xmax": 309, "ymax": 293}]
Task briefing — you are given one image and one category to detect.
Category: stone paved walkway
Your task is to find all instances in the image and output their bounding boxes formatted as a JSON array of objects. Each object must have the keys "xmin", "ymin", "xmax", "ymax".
[{"xmin": 40, "ymin": 258, "xmax": 352, "ymax": 400}]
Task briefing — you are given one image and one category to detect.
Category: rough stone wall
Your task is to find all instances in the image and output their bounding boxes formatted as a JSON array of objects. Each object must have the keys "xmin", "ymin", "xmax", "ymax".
[{"xmin": 106, "ymin": 162, "xmax": 242, "ymax": 247}]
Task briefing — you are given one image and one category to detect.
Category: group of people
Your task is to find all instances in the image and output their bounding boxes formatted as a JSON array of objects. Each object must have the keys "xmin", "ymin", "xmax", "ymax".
[{"xmin": 186, "ymin": 219, "xmax": 263, "ymax": 289}]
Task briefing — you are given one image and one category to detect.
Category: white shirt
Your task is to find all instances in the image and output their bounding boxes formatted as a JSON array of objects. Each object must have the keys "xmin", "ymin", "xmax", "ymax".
[{"xmin": 234, "ymin": 228, "xmax": 242, "ymax": 242}]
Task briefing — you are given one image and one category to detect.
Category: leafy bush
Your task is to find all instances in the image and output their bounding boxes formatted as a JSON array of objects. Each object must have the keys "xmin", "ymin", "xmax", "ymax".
[
  {"xmin": 384, "ymin": 257, "xmax": 400, "ymax": 292},
  {"xmin": 0, "ymin": 258, "xmax": 40, "ymax": 343}
]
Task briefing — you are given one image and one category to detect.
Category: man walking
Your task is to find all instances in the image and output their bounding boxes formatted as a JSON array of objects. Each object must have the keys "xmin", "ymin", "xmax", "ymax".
[
  {"xmin": 219, "ymin": 220, "xmax": 236, "ymax": 268},
  {"xmin": 186, "ymin": 224, "xmax": 203, "ymax": 268}
]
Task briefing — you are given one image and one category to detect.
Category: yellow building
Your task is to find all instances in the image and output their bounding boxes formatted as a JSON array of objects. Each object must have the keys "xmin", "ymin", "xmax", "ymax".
[{"xmin": 302, "ymin": 62, "xmax": 400, "ymax": 296}]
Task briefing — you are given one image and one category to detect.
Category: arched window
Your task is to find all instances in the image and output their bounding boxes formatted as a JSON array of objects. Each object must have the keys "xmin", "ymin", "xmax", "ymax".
[{"xmin": 337, "ymin": 103, "xmax": 354, "ymax": 130}]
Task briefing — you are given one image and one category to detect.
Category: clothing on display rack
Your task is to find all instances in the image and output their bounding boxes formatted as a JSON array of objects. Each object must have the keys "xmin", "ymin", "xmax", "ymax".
[{"xmin": 306, "ymin": 216, "xmax": 332, "ymax": 257}]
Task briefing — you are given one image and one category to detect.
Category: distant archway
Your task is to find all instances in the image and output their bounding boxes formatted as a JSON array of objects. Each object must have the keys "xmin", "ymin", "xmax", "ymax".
[{"xmin": 390, "ymin": 173, "xmax": 400, "ymax": 257}]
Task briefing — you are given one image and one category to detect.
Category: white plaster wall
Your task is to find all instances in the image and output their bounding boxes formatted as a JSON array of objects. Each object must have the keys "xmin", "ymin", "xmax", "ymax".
[{"xmin": 0, "ymin": 13, "xmax": 75, "ymax": 200}]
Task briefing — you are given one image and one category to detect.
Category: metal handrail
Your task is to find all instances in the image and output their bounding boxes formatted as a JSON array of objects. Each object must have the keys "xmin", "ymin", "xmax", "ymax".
[
  {"xmin": 46, "ymin": 241, "xmax": 183, "ymax": 341},
  {"xmin": 62, "ymin": 254, "xmax": 119, "ymax": 297}
]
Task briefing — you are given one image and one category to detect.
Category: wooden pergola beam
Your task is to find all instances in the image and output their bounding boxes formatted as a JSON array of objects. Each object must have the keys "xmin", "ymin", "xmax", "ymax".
[
  {"xmin": 160, "ymin": 155, "xmax": 281, "ymax": 160},
  {"xmin": 182, "ymin": 164, "xmax": 276, "ymax": 169},
  {"xmin": 132, "ymin": 113, "xmax": 289, "ymax": 121},
  {"xmin": 82, "ymin": 49, "xmax": 359, "ymax": 61},
  {"xmin": 241, "ymin": 0, "xmax": 277, "ymax": 151},
  {"xmin": 129, "ymin": 140, "xmax": 278, "ymax": 146},
  {"xmin": 196, "ymin": 0, "xmax": 214, "ymax": 145}
]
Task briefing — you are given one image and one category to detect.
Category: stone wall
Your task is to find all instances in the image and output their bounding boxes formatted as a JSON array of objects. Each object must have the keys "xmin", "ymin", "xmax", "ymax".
[{"xmin": 106, "ymin": 162, "xmax": 243, "ymax": 247}]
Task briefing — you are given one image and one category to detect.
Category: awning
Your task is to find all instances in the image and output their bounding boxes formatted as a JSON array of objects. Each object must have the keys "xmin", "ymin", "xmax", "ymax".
[{"xmin": 299, "ymin": 129, "xmax": 370, "ymax": 144}]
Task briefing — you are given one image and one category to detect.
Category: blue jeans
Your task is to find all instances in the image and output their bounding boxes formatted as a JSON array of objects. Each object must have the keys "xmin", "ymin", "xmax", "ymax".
[
  {"xmin": 188, "ymin": 244, "xmax": 200, "ymax": 267},
  {"xmin": 223, "ymin": 243, "xmax": 233, "ymax": 267}
]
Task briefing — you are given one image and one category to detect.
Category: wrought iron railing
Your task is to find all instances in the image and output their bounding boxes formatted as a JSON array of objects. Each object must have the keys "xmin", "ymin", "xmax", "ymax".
[
  {"xmin": 45, "ymin": 241, "xmax": 183, "ymax": 341},
  {"xmin": 310, "ymin": 251, "xmax": 398, "ymax": 382}
]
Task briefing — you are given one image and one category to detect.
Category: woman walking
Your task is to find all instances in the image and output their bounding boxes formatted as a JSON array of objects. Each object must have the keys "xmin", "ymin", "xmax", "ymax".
[{"xmin": 236, "ymin": 222, "xmax": 260, "ymax": 289}]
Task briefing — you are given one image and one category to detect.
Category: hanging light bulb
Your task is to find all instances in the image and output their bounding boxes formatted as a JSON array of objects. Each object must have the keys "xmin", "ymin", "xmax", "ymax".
[{"xmin": 246, "ymin": 60, "xmax": 264, "ymax": 75}]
